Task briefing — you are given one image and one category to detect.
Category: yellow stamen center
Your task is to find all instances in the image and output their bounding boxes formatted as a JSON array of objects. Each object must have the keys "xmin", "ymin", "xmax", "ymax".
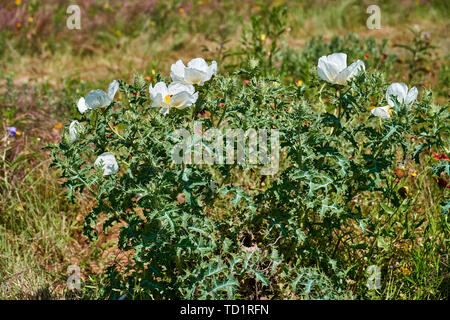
[{"xmin": 164, "ymin": 95, "xmax": 171, "ymax": 105}]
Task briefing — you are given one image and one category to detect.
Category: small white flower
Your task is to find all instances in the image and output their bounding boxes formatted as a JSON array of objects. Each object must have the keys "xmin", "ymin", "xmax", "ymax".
[
  {"xmin": 94, "ymin": 152, "xmax": 119, "ymax": 176},
  {"xmin": 371, "ymin": 83, "xmax": 418, "ymax": 120},
  {"xmin": 77, "ymin": 80, "xmax": 119, "ymax": 114},
  {"xmin": 149, "ymin": 81, "xmax": 198, "ymax": 115},
  {"xmin": 69, "ymin": 120, "xmax": 84, "ymax": 142},
  {"xmin": 371, "ymin": 105, "xmax": 392, "ymax": 119},
  {"xmin": 318, "ymin": 53, "xmax": 365, "ymax": 85},
  {"xmin": 386, "ymin": 82, "xmax": 418, "ymax": 108},
  {"xmin": 170, "ymin": 58, "xmax": 217, "ymax": 85},
  {"xmin": 77, "ymin": 97, "xmax": 88, "ymax": 114}
]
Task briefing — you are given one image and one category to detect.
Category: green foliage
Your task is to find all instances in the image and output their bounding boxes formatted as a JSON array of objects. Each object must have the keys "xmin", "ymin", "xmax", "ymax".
[{"xmin": 47, "ymin": 9, "xmax": 449, "ymax": 300}]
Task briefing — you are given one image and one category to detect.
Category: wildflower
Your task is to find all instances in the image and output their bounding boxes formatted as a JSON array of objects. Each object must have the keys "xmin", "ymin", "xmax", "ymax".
[
  {"xmin": 364, "ymin": 53, "xmax": 370, "ymax": 59},
  {"xmin": 398, "ymin": 186, "xmax": 409, "ymax": 198},
  {"xmin": 373, "ymin": 82, "xmax": 418, "ymax": 119},
  {"xmin": 54, "ymin": 122, "xmax": 63, "ymax": 130},
  {"xmin": 16, "ymin": 0, "xmax": 21, "ymax": 5},
  {"xmin": 145, "ymin": 76, "xmax": 152, "ymax": 82},
  {"xmin": 370, "ymin": 105, "xmax": 392, "ymax": 119},
  {"xmin": 94, "ymin": 152, "xmax": 119, "ymax": 176},
  {"xmin": 179, "ymin": 7, "xmax": 185, "ymax": 13},
  {"xmin": 149, "ymin": 82, "xmax": 198, "ymax": 115},
  {"xmin": 432, "ymin": 153, "xmax": 449, "ymax": 161},
  {"xmin": 317, "ymin": 53, "xmax": 365, "ymax": 85},
  {"xmin": 115, "ymin": 30, "xmax": 121, "ymax": 36},
  {"xmin": 260, "ymin": 34, "xmax": 266, "ymax": 41},
  {"xmin": 170, "ymin": 58, "xmax": 217, "ymax": 86},
  {"xmin": 395, "ymin": 168, "xmax": 406, "ymax": 178},
  {"xmin": 400, "ymin": 266, "xmax": 411, "ymax": 276},
  {"xmin": 77, "ymin": 80, "xmax": 119, "ymax": 114},
  {"xmin": 386, "ymin": 82, "xmax": 418, "ymax": 108},
  {"xmin": 243, "ymin": 80, "xmax": 251, "ymax": 85},
  {"xmin": 69, "ymin": 120, "xmax": 84, "ymax": 142},
  {"xmin": 295, "ymin": 79, "xmax": 303, "ymax": 86},
  {"xmin": 410, "ymin": 171, "xmax": 417, "ymax": 177},
  {"xmin": 16, "ymin": 22, "xmax": 22, "ymax": 29},
  {"xmin": 7, "ymin": 127, "xmax": 21, "ymax": 136}
]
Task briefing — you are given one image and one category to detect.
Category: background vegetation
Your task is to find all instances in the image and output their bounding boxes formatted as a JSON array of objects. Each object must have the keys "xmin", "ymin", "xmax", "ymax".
[{"xmin": 0, "ymin": 0, "xmax": 448, "ymax": 299}]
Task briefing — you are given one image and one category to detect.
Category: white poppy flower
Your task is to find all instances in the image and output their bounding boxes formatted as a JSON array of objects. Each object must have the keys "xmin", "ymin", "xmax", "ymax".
[
  {"xmin": 77, "ymin": 80, "xmax": 119, "ymax": 114},
  {"xmin": 69, "ymin": 120, "xmax": 84, "ymax": 142},
  {"xmin": 371, "ymin": 106, "xmax": 392, "ymax": 119},
  {"xmin": 386, "ymin": 82, "xmax": 418, "ymax": 108},
  {"xmin": 94, "ymin": 152, "xmax": 119, "ymax": 176},
  {"xmin": 149, "ymin": 81, "xmax": 198, "ymax": 115},
  {"xmin": 318, "ymin": 53, "xmax": 365, "ymax": 85},
  {"xmin": 170, "ymin": 58, "xmax": 217, "ymax": 85}
]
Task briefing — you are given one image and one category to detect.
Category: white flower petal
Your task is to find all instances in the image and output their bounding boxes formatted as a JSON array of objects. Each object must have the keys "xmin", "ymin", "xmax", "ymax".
[
  {"xmin": 386, "ymin": 82, "xmax": 408, "ymax": 106},
  {"xmin": 326, "ymin": 53, "xmax": 347, "ymax": 71},
  {"xmin": 191, "ymin": 91, "xmax": 199, "ymax": 104},
  {"xmin": 405, "ymin": 86, "xmax": 418, "ymax": 106},
  {"xmin": 94, "ymin": 152, "xmax": 118, "ymax": 176},
  {"xmin": 371, "ymin": 106, "xmax": 391, "ymax": 119},
  {"xmin": 69, "ymin": 120, "xmax": 84, "ymax": 142},
  {"xmin": 187, "ymin": 58, "xmax": 209, "ymax": 73},
  {"xmin": 318, "ymin": 53, "xmax": 347, "ymax": 83},
  {"xmin": 335, "ymin": 60, "xmax": 365, "ymax": 84},
  {"xmin": 185, "ymin": 68, "xmax": 208, "ymax": 85},
  {"xmin": 318, "ymin": 57, "xmax": 337, "ymax": 83},
  {"xmin": 150, "ymin": 93, "xmax": 168, "ymax": 109},
  {"xmin": 77, "ymin": 97, "xmax": 88, "ymax": 114},
  {"xmin": 170, "ymin": 91, "xmax": 196, "ymax": 109},
  {"xmin": 170, "ymin": 60, "xmax": 186, "ymax": 82},
  {"xmin": 149, "ymin": 82, "xmax": 169, "ymax": 100},
  {"xmin": 107, "ymin": 80, "xmax": 119, "ymax": 100},
  {"xmin": 85, "ymin": 89, "xmax": 112, "ymax": 109},
  {"xmin": 172, "ymin": 58, "xmax": 217, "ymax": 85},
  {"xmin": 160, "ymin": 108, "xmax": 170, "ymax": 115},
  {"xmin": 168, "ymin": 82, "xmax": 195, "ymax": 95},
  {"xmin": 206, "ymin": 60, "xmax": 218, "ymax": 81}
]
